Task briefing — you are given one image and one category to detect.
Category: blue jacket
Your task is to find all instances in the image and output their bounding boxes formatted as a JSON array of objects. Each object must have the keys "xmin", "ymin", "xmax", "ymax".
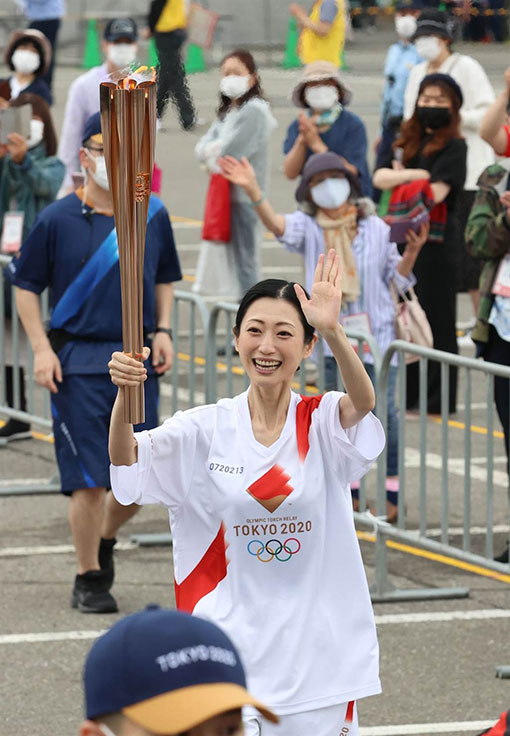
[
  {"xmin": 284, "ymin": 109, "xmax": 373, "ymax": 197},
  {"xmin": 381, "ymin": 41, "xmax": 422, "ymax": 127},
  {"xmin": 0, "ymin": 142, "xmax": 64, "ymax": 239}
]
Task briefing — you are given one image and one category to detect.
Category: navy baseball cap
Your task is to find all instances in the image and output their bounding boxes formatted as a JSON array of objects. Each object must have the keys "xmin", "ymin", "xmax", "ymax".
[
  {"xmin": 395, "ymin": 0, "xmax": 423, "ymax": 10},
  {"xmin": 81, "ymin": 112, "xmax": 102, "ymax": 146},
  {"xmin": 84, "ymin": 606, "xmax": 278, "ymax": 734},
  {"xmin": 104, "ymin": 17, "xmax": 138, "ymax": 42}
]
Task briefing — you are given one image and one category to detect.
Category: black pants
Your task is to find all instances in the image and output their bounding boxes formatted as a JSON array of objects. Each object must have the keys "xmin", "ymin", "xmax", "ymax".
[
  {"xmin": 28, "ymin": 18, "xmax": 60, "ymax": 93},
  {"xmin": 485, "ymin": 326, "xmax": 510, "ymax": 475},
  {"xmin": 154, "ymin": 29, "xmax": 196, "ymax": 129}
]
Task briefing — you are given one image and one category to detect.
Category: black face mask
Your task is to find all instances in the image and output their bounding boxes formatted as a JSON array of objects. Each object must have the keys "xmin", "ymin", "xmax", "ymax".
[{"xmin": 416, "ymin": 106, "xmax": 451, "ymax": 130}]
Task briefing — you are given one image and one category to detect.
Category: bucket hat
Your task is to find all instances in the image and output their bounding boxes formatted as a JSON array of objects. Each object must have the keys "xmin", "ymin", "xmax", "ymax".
[
  {"xmin": 295, "ymin": 152, "xmax": 361, "ymax": 202},
  {"xmin": 5, "ymin": 29, "xmax": 52, "ymax": 77},
  {"xmin": 292, "ymin": 61, "xmax": 352, "ymax": 108}
]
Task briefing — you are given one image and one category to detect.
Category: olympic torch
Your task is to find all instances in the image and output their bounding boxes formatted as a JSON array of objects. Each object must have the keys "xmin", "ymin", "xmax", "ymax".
[{"xmin": 100, "ymin": 68, "xmax": 157, "ymax": 424}]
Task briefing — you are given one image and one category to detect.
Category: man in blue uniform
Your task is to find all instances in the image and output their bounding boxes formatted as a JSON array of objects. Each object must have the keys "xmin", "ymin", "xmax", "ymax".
[
  {"xmin": 8, "ymin": 113, "xmax": 182, "ymax": 613},
  {"xmin": 375, "ymin": 0, "xmax": 423, "ymax": 175}
]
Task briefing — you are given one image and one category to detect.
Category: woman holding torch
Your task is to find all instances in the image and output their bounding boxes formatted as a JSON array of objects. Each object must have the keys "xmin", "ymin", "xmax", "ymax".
[{"xmin": 108, "ymin": 250, "xmax": 384, "ymax": 736}]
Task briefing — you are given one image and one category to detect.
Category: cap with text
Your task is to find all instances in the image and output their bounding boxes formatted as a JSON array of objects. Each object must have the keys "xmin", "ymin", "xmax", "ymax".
[{"xmin": 84, "ymin": 605, "xmax": 278, "ymax": 735}]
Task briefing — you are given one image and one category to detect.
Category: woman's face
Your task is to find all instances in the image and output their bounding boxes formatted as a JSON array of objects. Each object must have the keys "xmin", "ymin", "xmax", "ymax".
[
  {"xmin": 417, "ymin": 84, "xmax": 452, "ymax": 111},
  {"xmin": 221, "ymin": 56, "xmax": 255, "ymax": 87},
  {"xmin": 303, "ymin": 79, "xmax": 340, "ymax": 112},
  {"xmin": 235, "ymin": 298, "xmax": 315, "ymax": 387},
  {"xmin": 308, "ymin": 169, "xmax": 346, "ymax": 188}
]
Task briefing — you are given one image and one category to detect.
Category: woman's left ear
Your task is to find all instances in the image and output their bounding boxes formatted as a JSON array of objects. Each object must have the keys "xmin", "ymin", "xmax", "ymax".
[
  {"xmin": 232, "ymin": 327, "xmax": 239, "ymax": 352},
  {"xmin": 304, "ymin": 334, "xmax": 318, "ymax": 360}
]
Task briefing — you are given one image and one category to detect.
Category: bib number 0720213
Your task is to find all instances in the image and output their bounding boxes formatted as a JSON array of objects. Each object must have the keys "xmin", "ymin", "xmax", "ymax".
[{"xmin": 208, "ymin": 463, "xmax": 244, "ymax": 474}]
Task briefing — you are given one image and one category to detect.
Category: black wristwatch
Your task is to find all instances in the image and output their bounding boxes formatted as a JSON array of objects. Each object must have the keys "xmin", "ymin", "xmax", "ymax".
[{"xmin": 154, "ymin": 327, "xmax": 173, "ymax": 339}]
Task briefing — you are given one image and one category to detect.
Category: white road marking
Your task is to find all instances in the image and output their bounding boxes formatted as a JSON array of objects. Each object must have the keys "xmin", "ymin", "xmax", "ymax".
[
  {"xmin": 0, "ymin": 478, "xmax": 54, "ymax": 488},
  {"xmin": 1, "ymin": 610, "xmax": 508, "ymax": 644},
  {"xmin": 182, "ymin": 266, "xmax": 302, "ymax": 276},
  {"xmin": 177, "ymin": 241, "xmax": 282, "ymax": 252},
  {"xmin": 373, "ymin": 609, "xmax": 510, "ymax": 625},
  {"xmin": 426, "ymin": 524, "xmax": 509, "ymax": 537},
  {"xmin": 159, "ymin": 383, "xmax": 206, "ymax": 405},
  {"xmin": 359, "ymin": 722, "xmax": 494, "ymax": 735},
  {"xmin": 0, "ymin": 542, "xmax": 136, "ymax": 558},
  {"xmin": 405, "ymin": 447, "xmax": 509, "ymax": 488}
]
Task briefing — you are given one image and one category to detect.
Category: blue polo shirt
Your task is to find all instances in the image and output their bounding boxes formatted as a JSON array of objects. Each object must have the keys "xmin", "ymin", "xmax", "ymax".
[
  {"xmin": 8, "ymin": 191, "xmax": 182, "ymax": 374},
  {"xmin": 283, "ymin": 109, "xmax": 373, "ymax": 197}
]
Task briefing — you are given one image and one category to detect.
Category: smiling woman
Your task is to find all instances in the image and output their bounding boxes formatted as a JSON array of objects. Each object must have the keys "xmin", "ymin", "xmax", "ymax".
[{"xmin": 107, "ymin": 251, "xmax": 384, "ymax": 736}]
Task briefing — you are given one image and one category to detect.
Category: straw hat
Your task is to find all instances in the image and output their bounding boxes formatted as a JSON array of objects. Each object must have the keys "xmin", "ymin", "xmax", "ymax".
[{"xmin": 291, "ymin": 61, "xmax": 352, "ymax": 108}]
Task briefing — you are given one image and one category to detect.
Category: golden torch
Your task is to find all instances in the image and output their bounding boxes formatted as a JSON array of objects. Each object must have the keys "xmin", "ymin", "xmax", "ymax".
[{"xmin": 100, "ymin": 68, "xmax": 157, "ymax": 424}]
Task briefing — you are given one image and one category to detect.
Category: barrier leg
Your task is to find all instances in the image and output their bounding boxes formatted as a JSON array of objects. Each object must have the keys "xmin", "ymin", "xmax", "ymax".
[
  {"xmin": 495, "ymin": 666, "xmax": 510, "ymax": 679},
  {"xmin": 130, "ymin": 532, "xmax": 173, "ymax": 547}
]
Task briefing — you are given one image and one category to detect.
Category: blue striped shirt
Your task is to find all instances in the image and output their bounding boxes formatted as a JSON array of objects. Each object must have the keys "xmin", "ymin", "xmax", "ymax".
[
  {"xmin": 278, "ymin": 210, "xmax": 415, "ymax": 364},
  {"xmin": 21, "ymin": 1, "xmax": 65, "ymax": 20}
]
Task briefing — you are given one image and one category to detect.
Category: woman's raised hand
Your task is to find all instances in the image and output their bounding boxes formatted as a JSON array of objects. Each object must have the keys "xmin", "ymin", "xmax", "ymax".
[
  {"xmin": 219, "ymin": 155, "xmax": 258, "ymax": 193},
  {"xmin": 109, "ymin": 347, "xmax": 150, "ymax": 387},
  {"xmin": 294, "ymin": 249, "xmax": 342, "ymax": 335}
]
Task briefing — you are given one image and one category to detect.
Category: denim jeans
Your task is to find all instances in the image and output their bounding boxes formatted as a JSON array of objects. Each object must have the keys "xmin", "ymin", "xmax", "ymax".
[{"xmin": 324, "ymin": 357, "xmax": 398, "ymax": 477}]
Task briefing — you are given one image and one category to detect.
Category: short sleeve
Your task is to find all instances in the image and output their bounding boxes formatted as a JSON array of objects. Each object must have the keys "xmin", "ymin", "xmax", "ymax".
[
  {"xmin": 151, "ymin": 206, "xmax": 183, "ymax": 283},
  {"xmin": 110, "ymin": 409, "xmax": 205, "ymax": 511},
  {"xmin": 320, "ymin": 0, "xmax": 339, "ymax": 22},
  {"xmin": 316, "ymin": 391, "xmax": 385, "ymax": 486},
  {"xmin": 428, "ymin": 139, "xmax": 467, "ymax": 191},
  {"xmin": 283, "ymin": 120, "xmax": 299, "ymax": 155},
  {"xmin": 277, "ymin": 211, "xmax": 309, "ymax": 254},
  {"xmin": 7, "ymin": 216, "xmax": 51, "ymax": 294}
]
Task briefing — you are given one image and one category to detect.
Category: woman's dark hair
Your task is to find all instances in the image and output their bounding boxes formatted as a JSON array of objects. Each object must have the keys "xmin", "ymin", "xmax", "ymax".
[
  {"xmin": 10, "ymin": 93, "xmax": 57, "ymax": 156},
  {"xmin": 234, "ymin": 279, "xmax": 315, "ymax": 344},
  {"xmin": 393, "ymin": 78, "xmax": 462, "ymax": 163},
  {"xmin": 217, "ymin": 49, "xmax": 266, "ymax": 119},
  {"xmin": 8, "ymin": 37, "xmax": 45, "ymax": 77}
]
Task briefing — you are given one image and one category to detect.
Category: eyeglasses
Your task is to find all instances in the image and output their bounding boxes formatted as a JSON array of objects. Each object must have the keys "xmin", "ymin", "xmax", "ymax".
[{"xmin": 85, "ymin": 145, "xmax": 104, "ymax": 156}]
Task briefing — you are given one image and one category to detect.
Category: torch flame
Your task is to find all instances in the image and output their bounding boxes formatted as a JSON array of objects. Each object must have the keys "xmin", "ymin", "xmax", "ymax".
[{"xmin": 117, "ymin": 66, "xmax": 157, "ymax": 90}]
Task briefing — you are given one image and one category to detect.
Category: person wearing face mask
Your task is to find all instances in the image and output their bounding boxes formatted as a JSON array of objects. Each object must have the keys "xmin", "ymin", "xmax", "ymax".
[
  {"xmin": 220, "ymin": 151, "xmax": 426, "ymax": 522},
  {"xmin": 57, "ymin": 17, "xmax": 139, "ymax": 195},
  {"xmin": 195, "ymin": 50, "xmax": 276, "ymax": 297},
  {"xmin": 146, "ymin": 0, "xmax": 197, "ymax": 131},
  {"xmin": 403, "ymin": 9, "xmax": 495, "ymax": 319},
  {"xmin": 0, "ymin": 29, "xmax": 52, "ymax": 107},
  {"xmin": 7, "ymin": 112, "xmax": 182, "ymax": 613},
  {"xmin": 374, "ymin": 0, "xmax": 423, "ymax": 180},
  {"xmin": 0, "ymin": 93, "xmax": 64, "ymax": 444},
  {"xmin": 80, "ymin": 606, "xmax": 277, "ymax": 736},
  {"xmin": 375, "ymin": 74, "xmax": 467, "ymax": 415},
  {"xmin": 283, "ymin": 61, "xmax": 372, "ymax": 197}
]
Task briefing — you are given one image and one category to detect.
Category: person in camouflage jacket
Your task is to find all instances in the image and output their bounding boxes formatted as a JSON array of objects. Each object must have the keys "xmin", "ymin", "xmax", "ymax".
[
  {"xmin": 465, "ymin": 163, "xmax": 510, "ymax": 348},
  {"xmin": 465, "ymin": 162, "xmax": 510, "ymax": 564}
]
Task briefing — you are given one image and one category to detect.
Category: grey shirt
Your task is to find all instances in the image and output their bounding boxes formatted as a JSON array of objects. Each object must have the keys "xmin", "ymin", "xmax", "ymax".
[{"xmin": 195, "ymin": 97, "xmax": 276, "ymax": 203}]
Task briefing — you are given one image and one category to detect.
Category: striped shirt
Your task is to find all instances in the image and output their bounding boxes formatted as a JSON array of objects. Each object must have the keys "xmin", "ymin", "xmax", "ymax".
[{"xmin": 278, "ymin": 210, "xmax": 415, "ymax": 364}]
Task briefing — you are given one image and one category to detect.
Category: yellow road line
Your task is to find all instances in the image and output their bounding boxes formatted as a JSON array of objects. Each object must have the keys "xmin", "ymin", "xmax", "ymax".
[
  {"xmin": 0, "ymin": 420, "xmax": 53, "ymax": 444},
  {"xmin": 430, "ymin": 416, "xmax": 505, "ymax": 440},
  {"xmin": 357, "ymin": 530, "xmax": 510, "ymax": 584}
]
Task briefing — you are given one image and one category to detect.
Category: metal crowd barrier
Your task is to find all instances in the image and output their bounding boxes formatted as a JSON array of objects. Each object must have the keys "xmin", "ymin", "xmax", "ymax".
[{"xmin": 356, "ymin": 340, "xmax": 510, "ymax": 605}]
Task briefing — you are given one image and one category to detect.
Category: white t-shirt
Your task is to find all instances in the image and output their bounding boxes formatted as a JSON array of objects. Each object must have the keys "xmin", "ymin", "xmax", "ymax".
[{"xmin": 111, "ymin": 390, "xmax": 385, "ymax": 715}]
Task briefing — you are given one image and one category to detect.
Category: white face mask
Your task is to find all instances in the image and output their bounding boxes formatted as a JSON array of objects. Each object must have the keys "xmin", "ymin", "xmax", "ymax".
[
  {"xmin": 304, "ymin": 85, "xmax": 339, "ymax": 112},
  {"xmin": 107, "ymin": 43, "xmax": 137, "ymax": 69},
  {"xmin": 311, "ymin": 177, "xmax": 351, "ymax": 209},
  {"xmin": 395, "ymin": 15, "xmax": 418, "ymax": 39},
  {"xmin": 26, "ymin": 118, "xmax": 44, "ymax": 148},
  {"xmin": 86, "ymin": 150, "xmax": 110, "ymax": 190},
  {"xmin": 11, "ymin": 48, "xmax": 40, "ymax": 75},
  {"xmin": 415, "ymin": 36, "xmax": 442, "ymax": 61},
  {"xmin": 219, "ymin": 75, "xmax": 251, "ymax": 99}
]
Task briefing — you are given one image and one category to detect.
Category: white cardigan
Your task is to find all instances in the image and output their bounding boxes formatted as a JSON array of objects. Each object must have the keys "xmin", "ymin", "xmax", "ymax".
[{"xmin": 403, "ymin": 53, "xmax": 495, "ymax": 190}]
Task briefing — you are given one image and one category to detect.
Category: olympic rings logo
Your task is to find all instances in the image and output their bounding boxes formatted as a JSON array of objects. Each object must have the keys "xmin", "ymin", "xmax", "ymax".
[{"xmin": 247, "ymin": 538, "xmax": 301, "ymax": 563}]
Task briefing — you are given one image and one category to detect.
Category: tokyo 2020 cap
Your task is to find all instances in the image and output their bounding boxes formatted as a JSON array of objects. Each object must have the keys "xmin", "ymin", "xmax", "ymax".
[
  {"xmin": 84, "ymin": 606, "xmax": 278, "ymax": 734},
  {"xmin": 81, "ymin": 112, "xmax": 102, "ymax": 146}
]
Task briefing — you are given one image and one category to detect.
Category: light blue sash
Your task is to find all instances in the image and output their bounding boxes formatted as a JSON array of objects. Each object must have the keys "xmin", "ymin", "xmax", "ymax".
[{"xmin": 50, "ymin": 196, "xmax": 164, "ymax": 329}]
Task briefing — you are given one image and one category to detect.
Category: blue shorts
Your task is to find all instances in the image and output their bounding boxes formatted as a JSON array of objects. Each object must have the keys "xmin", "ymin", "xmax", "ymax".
[{"xmin": 51, "ymin": 374, "xmax": 159, "ymax": 495}]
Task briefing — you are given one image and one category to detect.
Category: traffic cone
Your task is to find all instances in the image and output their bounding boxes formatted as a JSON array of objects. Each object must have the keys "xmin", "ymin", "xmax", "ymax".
[
  {"xmin": 82, "ymin": 18, "xmax": 102, "ymax": 69},
  {"xmin": 282, "ymin": 17, "xmax": 302, "ymax": 69},
  {"xmin": 185, "ymin": 44, "xmax": 206, "ymax": 74},
  {"xmin": 339, "ymin": 47, "xmax": 350, "ymax": 71},
  {"xmin": 147, "ymin": 37, "xmax": 159, "ymax": 67}
]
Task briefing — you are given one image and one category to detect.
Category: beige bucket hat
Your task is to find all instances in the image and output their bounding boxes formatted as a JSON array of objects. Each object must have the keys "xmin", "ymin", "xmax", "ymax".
[
  {"xmin": 291, "ymin": 60, "xmax": 352, "ymax": 108},
  {"xmin": 5, "ymin": 29, "xmax": 52, "ymax": 77}
]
